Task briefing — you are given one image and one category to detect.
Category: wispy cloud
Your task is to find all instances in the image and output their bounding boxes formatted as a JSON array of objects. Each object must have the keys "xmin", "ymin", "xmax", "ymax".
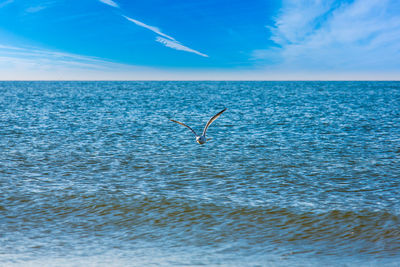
[
  {"xmin": 0, "ymin": 44, "xmax": 116, "ymax": 71},
  {"xmin": 257, "ymin": 0, "xmax": 400, "ymax": 74},
  {"xmin": 156, "ymin": 37, "xmax": 208, "ymax": 57},
  {"xmin": 123, "ymin": 15, "xmax": 176, "ymax": 41},
  {"xmin": 0, "ymin": 0, "xmax": 14, "ymax": 8},
  {"xmin": 98, "ymin": 0, "xmax": 119, "ymax": 8},
  {"xmin": 24, "ymin": 1, "xmax": 56, "ymax": 14},
  {"xmin": 26, "ymin": 5, "xmax": 47, "ymax": 13},
  {"xmin": 123, "ymin": 15, "xmax": 208, "ymax": 57},
  {"xmin": 0, "ymin": 43, "xmax": 215, "ymax": 80},
  {"xmin": 98, "ymin": 1, "xmax": 208, "ymax": 58}
]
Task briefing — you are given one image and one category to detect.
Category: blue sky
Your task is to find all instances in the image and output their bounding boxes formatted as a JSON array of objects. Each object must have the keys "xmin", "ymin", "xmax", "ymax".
[{"xmin": 0, "ymin": 0, "xmax": 399, "ymax": 80}]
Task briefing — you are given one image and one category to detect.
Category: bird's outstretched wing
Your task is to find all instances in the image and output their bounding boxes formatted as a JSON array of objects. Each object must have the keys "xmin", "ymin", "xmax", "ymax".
[
  {"xmin": 202, "ymin": 108, "xmax": 227, "ymax": 137},
  {"xmin": 170, "ymin": 119, "xmax": 198, "ymax": 136}
]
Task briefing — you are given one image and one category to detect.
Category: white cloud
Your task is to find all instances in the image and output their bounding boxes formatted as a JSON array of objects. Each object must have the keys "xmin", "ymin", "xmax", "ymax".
[
  {"xmin": 269, "ymin": 0, "xmax": 334, "ymax": 46},
  {"xmin": 0, "ymin": 44, "xmax": 118, "ymax": 74},
  {"xmin": 123, "ymin": 15, "xmax": 176, "ymax": 41},
  {"xmin": 1, "ymin": 43, "xmax": 396, "ymax": 80},
  {"xmin": 24, "ymin": 1, "xmax": 56, "ymax": 14},
  {"xmin": 0, "ymin": 44, "xmax": 23, "ymax": 50},
  {"xmin": 0, "ymin": 43, "xmax": 209, "ymax": 80},
  {"xmin": 156, "ymin": 37, "xmax": 208, "ymax": 57},
  {"xmin": 26, "ymin": 5, "xmax": 47, "ymax": 13},
  {"xmin": 258, "ymin": 0, "xmax": 400, "ymax": 74},
  {"xmin": 99, "ymin": 0, "xmax": 119, "ymax": 8},
  {"xmin": 123, "ymin": 15, "xmax": 208, "ymax": 57},
  {"xmin": 0, "ymin": 0, "xmax": 14, "ymax": 8},
  {"xmin": 0, "ymin": 43, "xmax": 170, "ymax": 80}
]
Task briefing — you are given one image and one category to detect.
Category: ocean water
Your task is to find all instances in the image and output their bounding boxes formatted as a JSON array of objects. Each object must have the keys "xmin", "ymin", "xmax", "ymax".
[{"xmin": 0, "ymin": 81, "xmax": 399, "ymax": 266}]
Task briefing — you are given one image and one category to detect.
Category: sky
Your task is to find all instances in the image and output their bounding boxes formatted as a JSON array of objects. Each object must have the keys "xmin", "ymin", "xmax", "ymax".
[{"xmin": 0, "ymin": 0, "xmax": 399, "ymax": 80}]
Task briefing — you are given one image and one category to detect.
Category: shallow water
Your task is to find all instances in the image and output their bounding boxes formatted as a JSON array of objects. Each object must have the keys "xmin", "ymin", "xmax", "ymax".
[{"xmin": 0, "ymin": 81, "xmax": 399, "ymax": 266}]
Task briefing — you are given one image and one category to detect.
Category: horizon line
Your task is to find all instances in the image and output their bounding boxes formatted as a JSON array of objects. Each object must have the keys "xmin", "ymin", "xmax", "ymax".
[{"xmin": 1, "ymin": 79, "xmax": 399, "ymax": 82}]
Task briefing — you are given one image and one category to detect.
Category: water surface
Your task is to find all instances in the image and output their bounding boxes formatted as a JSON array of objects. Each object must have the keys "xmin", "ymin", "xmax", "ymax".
[{"xmin": 0, "ymin": 81, "xmax": 399, "ymax": 266}]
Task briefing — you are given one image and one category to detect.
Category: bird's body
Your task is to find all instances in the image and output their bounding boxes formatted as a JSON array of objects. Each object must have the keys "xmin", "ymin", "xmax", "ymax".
[
  {"xmin": 196, "ymin": 135, "xmax": 206, "ymax": 144},
  {"xmin": 171, "ymin": 108, "xmax": 227, "ymax": 144}
]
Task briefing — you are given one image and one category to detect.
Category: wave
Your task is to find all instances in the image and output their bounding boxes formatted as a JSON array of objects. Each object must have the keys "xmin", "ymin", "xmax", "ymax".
[{"xmin": 3, "ymin": 193, "xmax": 399, "ymax": 259}]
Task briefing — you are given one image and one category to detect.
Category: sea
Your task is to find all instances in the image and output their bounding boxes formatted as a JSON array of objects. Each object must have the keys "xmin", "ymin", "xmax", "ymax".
[{"xmin": 0, "ymin": 81, "xmax": 399, "ymax": 266}]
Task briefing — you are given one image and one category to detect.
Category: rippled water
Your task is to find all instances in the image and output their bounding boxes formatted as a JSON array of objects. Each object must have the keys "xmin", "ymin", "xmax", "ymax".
[{"xmin": 1, "ymin": 81, "xmax": 399, "ymax": 266}]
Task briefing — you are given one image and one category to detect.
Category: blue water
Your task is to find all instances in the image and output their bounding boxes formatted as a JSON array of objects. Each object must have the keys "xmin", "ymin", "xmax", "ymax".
[{"xmin": 0, "ymin": 81, "xmax": 399, "ymax": 266}]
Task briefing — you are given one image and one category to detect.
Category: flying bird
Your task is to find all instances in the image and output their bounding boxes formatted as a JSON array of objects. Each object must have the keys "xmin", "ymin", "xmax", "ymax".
[{"xmin": 170, "ymin": 108, "xmax": 227, "ymax": 144}]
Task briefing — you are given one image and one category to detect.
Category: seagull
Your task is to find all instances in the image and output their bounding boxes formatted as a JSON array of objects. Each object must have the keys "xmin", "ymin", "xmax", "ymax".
[{"xmin": 170, "ymin": 108, "xmax": 227, "ymax": 144}]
